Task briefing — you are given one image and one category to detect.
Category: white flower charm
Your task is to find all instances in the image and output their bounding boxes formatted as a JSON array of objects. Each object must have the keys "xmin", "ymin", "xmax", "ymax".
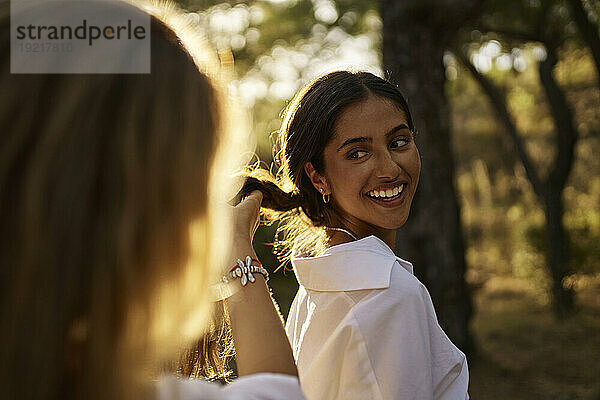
[
  {"xmin": 235, "ymin": 259, "xmax": 245, "ymax": 285},
  {"xmin": 246, "ymin": 255, "xmax": 256, "ymax": 283},
  {"xmin": 221, "ymin": 255, "xmax": 269, "ymax": 287},
  {"xmin": 236, "ymin": 256, "xmax": 255, "ymax": 286}
]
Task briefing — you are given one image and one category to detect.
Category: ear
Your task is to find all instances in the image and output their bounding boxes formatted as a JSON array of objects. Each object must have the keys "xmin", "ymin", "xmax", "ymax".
[{"xmin": 304, "ymin": 161, "xmax": 328, "ymax": 193}]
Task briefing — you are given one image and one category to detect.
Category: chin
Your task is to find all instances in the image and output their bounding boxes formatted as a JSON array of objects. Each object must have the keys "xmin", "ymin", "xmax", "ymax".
[
  {"xmin": 373, "ymin": 216, "xmax": 409, "ymax": 230},
  {"xmin": 387, "ymin": 222, "xmax": 408, "ymax": 230}
]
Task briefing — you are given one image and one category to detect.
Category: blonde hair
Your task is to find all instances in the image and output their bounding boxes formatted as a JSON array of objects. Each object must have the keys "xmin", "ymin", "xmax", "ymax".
[{"xmin": 0, "ymin": 0, "xmax": 249, "ymax": 398}]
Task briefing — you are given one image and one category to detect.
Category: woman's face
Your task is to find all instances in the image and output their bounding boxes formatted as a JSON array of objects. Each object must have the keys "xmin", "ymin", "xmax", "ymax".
[{"xmin": 307, "ymin": 93, "xmax": 421, "ymax": 236}]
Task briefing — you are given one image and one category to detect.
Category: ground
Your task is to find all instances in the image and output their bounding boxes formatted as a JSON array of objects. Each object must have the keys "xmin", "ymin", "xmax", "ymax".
[{"xmin": 468, "ymin": 274, "xmax": 600, "ymax": 400}]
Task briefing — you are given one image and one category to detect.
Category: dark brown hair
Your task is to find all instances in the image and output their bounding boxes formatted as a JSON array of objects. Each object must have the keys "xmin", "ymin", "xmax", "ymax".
[{"xmin": 239, "ymin": 70, "xmax": 415, "ymax": 263}]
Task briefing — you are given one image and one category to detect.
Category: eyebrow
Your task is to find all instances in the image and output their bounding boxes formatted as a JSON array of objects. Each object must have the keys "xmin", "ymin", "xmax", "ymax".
[{"xmin": 336, "ymin": 124, "xmax": 411, "ymax": 152}]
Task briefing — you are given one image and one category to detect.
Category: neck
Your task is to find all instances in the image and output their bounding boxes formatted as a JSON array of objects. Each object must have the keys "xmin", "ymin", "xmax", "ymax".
[
  {"xmin": 325, "ymin": 228, "xmax": 357, "ymax": 247},
  {"xmin": 325, "ymin": 221, "xmax": 397, "ymax": 250},
  {"xmin": 380, "ymin": 229, "xmax": 396, "ymax": 250}
]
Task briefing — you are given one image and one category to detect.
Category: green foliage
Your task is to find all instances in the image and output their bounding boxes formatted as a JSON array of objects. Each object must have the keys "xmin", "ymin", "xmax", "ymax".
[
  {"xmin": 253, "ymin": 222, "xmax": 299, "ymax": 317},
  {"xmin": 173, "ymin": 0, "xmax": 382, "ymax": 162},
  {"xmin": 452, "ymin": 45, "xmax": 600, "ymax": 297},
  {"xmin": 449, "ymin": 0, "xmax": 600, "ymax": 308}
]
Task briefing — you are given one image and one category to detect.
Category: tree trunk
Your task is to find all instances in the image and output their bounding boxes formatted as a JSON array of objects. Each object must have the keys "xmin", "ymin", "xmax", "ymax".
[
  {"xmin": 543, "ymin": 191, "xmax": 574, "ymax": 318},
  {"xmin": 538, "ymin": 46, "xmax": 578, "ymax": 317},
  {"xmin": 379, "ymin": 0, "xmax": 475, "ymax": 356}
]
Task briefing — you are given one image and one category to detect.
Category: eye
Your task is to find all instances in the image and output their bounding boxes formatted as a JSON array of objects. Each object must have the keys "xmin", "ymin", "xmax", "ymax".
[
  {"xmin": 390, "ymin": 136, "xmax": 410, "ymax": 149},
  {"xmin": 347, "ymin": 149, "xmax": 368, "ymax": 160}
]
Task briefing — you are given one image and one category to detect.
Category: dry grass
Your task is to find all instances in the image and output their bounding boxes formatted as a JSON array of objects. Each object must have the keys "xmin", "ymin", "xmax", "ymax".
[{"xmin": 468, "ymin": 274, "xmax": 600, "ymax": 400}]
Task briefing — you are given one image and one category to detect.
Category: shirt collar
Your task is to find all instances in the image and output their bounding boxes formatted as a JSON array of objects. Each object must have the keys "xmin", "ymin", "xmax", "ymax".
[{"xmin": 291, "ymin": 235, "xmax": 414, "ymax": 292}]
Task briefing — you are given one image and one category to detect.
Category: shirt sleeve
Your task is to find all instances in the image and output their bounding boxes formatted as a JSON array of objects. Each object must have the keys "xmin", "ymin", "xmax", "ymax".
[
  {"xmin": 286, "ymin": 289, "xmax": 387, "ymax": 400},
  {"xmin": 286, "ymin": 262, "xmax": 468, "ymax": 400},
  {"xmin": 156, "ymin": 373, "xmax": 305, "ymax": 400},
  {"xmin": 350, "ymin": 265, "xmax": 469, "ymax": 400}
]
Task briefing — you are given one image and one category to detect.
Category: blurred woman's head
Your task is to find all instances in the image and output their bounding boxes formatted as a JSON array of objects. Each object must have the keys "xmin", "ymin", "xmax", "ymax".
[
  {"xmin": 0, "ymin": 1, "xmax": 242, "ymax": 398},
  {"xmin": 241, "ymin": 71, "xmax": 419, "ymax": 259}
]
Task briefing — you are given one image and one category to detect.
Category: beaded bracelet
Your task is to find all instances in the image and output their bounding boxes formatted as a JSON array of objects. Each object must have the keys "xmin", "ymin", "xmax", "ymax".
[{"xmin": 221, "ymin": 255, "xmax": 269, "ymax": 286}]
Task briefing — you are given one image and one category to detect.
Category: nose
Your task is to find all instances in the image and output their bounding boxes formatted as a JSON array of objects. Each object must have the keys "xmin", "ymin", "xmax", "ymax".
[{"xmin": 374, "ymin": 149, "xmax": 400, "ymax": 180}]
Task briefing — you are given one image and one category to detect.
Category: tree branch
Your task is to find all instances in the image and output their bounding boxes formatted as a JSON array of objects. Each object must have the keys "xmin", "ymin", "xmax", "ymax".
[
  {"xmin": 476, "ymin": 24, "xmax": 541, "ymax": 43},
  {"xmin": 538, "ymin": 46, "xmax": 580, "ymax": 193},
  {"xmin": 566, "ymin": 0, "xmax": 600, "ymax": 81},
  {"xmin": 452, "ymin": 47, "xmax": 545, "ymax": 196}
]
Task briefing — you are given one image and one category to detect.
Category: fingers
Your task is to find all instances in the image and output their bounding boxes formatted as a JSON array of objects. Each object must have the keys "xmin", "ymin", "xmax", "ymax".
[
  {"xmin": 233, "ymin": 190, "xmax": 263, "ymax": 238},
  {"xmin": 239, "ymin": 190, "xmax": 263, "ymax": 207}
]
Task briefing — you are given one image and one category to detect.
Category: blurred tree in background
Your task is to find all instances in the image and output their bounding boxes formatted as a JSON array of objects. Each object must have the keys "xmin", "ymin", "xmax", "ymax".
[
  {"xmin": 378, "ymin": 0, "xmax": 479, "ymax": 356},
  {"xmin": 452, "ymin": 0, "xmax": 600, "ymax": 319}
]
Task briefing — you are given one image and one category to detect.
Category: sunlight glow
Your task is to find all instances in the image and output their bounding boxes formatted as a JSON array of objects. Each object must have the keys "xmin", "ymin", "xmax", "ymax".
[
  {"xmin": 313, "ymin": 0, "xmax": 338, "ymax": 24},
  {"xmin": 496, "ymin": 54, "xmax": 512, "ymax": 71}
]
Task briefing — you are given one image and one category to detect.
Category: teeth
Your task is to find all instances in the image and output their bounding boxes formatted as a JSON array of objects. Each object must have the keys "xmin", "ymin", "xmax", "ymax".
[{"xmin": 368, "ymin": 184, "xmax": 404, "ymax": 198}]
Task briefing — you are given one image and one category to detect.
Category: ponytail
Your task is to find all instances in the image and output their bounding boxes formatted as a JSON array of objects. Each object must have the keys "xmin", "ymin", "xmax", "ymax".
[
  {"xmin": 230, "ymin": 163, "xmax": 332, "ymax": 269},
  {"xmin": 232, "ymin": 165, "xmax": 302, "ymax": 213}
]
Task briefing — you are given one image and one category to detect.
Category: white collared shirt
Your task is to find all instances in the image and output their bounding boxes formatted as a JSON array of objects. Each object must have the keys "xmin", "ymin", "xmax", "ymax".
[
  {"xmin": 285, "ymin": 235, "xmax": 469, "ymax": 400},
  {"xmin": 157, "ymin": 373, "xmax": 305, "ymax": 400}
]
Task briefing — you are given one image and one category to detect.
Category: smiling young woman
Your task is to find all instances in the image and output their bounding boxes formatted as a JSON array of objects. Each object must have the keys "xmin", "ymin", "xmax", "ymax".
[
  {"xmin": 304, "ymin": 92, "xmax": 421, "ymax": 249},
  {"xmin": 238, "ymin": 70, "xmax": 469, "ymax": 399}
]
